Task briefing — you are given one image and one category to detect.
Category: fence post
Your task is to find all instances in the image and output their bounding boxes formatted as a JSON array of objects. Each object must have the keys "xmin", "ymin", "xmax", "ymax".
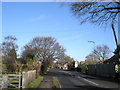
[
  {"xmin": 2, "ymin": 75, "xmax": 8, "ymax": 88},
  {"xmin": 22, "ymin": 72, "xmax": 25, "ymax": 88},
  {"xmin": 19, "ymin": 73, "xmax": 22, "ymax": 89}
]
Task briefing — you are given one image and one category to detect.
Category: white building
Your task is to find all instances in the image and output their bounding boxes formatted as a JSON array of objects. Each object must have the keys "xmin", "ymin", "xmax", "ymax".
[
  {"xmin": 75, "ymin": 61, "xmax": 79, "ymax": 68},
  {"xmin": 63, "ymin": 64, "xmax": 68, "ymax": 70}
]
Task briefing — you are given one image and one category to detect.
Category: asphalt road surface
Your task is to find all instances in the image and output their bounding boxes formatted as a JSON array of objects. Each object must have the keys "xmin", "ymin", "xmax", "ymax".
[{"xmin": 48, "ymin": 68, "xmax": 120, "ymax": 90}]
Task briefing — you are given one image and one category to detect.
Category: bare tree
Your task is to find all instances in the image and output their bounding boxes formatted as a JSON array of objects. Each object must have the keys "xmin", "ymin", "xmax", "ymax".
[
  {"xmin": 2, "ymin": 36, "xmax": 18, "ymax": 72},
  {"xmin": 56, "ymin": 55, "xmax": 74, "ymax": 66},
  {"xmin": 93, "ymin": 45, "xmax": 111, "ymax": 61},
  {"xmin": 2, "ymin": 36, "xmax": 18, "ymax": 56},
  {"xmin": 22, "ymin": 36, "xmax": 65, "ymax": 73},
  {"xmin": 85, "ymin": 53, "xmax": 98, "ymax": 64},
  {"xmin": 70, "ymin": 2, "xmax": 120, "ymax": 25},
  {"xmin": 70, "ymin": 2, "xmax": 120, "ymax": 58}
]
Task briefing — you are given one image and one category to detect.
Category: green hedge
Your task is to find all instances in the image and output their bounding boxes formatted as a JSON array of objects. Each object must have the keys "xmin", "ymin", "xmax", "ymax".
[
  {"xmin": 25, "ymin": 76, "xmax": 44, "ymax": 88},
  {"xmin": 77, "ymin": 64, "xmax": 88, "ymax": 73}
]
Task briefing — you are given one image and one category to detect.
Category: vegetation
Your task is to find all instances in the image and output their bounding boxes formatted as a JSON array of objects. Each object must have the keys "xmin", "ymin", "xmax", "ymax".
[
  {"xmin": 2, "ymin": 36, "xmax": 18, "ymax": 72},
  {"xmin": 70, "ymin": 2, "xmax": 120, "ymax": 25},
  {"xmin": 70, "ymin": 2, "xmax": 120, "ymax": 58},
  {"xmin": 52, "ymin": 77, "xmax": 61, "ymax": 88},
  {"xmin": 114, "ymin": 44, "xmax": 120, "ymax": 56},
  {"xmin": 2, "ymin": 72, "xmax": 16, "ymax": 74},
  {"xmin": 85, "ymin": 54, "xmax": 98, "ymax": 65},
  {"xmin": 21, "ymin": 36, "xmax": 66, "ymax": 74},
  {"xmin": 85, "ymin": 45, "xmax": 111, "ymax": 64},
  {"xmin": 1, "ymin": 36, "xmax": 67, "ymax": 74},
  {"xmin": 55, "ymin": 55, "xmax": 74, "ymax": 69},
  {"xmin": 77, "ymin": 64, "xmax": 88, "ymax": 73},
  {"xmin": 25, "ymin": 76, "xmax": 44, "ymax": 88},
  {"xmin": 94, "ymin": 45, "xmax": 111, "ymax": 61}
]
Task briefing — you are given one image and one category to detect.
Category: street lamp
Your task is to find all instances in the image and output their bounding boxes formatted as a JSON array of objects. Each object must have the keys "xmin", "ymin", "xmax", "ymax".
[{"xmin": 88, "ymin": 40, "xmax": 95, "ymax": 61}]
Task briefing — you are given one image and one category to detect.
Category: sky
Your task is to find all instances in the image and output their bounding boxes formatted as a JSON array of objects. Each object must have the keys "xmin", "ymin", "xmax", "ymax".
[{"xmin": 2, "ymin": 2, "xmax": 119, "ymax": 61}]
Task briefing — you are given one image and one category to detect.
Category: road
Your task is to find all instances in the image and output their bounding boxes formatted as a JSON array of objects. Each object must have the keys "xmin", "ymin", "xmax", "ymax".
[{"xmin": 48, "ymin": 68, "xmax": 120, "ymax": 90}]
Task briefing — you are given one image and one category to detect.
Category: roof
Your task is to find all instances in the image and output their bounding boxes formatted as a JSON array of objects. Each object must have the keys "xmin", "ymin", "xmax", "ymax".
[{"xmin": 103, "ymin": 55, "xmax": 119, "ymax": 64}]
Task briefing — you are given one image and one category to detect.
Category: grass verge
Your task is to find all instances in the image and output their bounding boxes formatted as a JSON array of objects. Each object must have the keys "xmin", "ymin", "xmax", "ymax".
[
  {"xmin": 52, "ymin": 77, "xmax": 61, "ymax": 88},
  {"xmin": 25, "ymin": 76, "xmax": 44, "ymax": 88}
]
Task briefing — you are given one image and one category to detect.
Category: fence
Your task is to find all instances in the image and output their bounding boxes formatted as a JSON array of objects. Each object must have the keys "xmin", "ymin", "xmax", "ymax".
[
  {"xmin": 87, "ymin": 64, "xmax": 118, "ymax": 78},
  {"xmin": 0, "ymin": 70, "xmax": 37, "ymax": 89},
  {"xmin": 22, "ymin": 70, "xmax": 36, "ymax": 88},
  {"xmin": 87, "ymin": 64, "xmax": 96, "ymax": 75}
]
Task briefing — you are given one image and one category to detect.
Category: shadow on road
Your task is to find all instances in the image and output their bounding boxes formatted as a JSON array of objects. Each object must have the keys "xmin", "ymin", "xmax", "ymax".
[
  {"xmin": 40, "ymin": 68, "xmax": 119, "ymax": 89},
  {"xmin": 82, "ymin": 73, "xmax": 120, "ymax": 84},
  {"xmin": 74, "ymin": 85, "xmax": 119, "ymax": 90},
  {"xmin": 41, "ymin": 70, "xmax": 71, "ymax": 77}
]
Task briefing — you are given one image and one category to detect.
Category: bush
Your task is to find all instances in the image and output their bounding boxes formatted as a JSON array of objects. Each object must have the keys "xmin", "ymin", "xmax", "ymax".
[
  {"xmin": 77, "ymin": 64, "xmax": 88, "ymax": 73},
  {"xmin": 25, "ymin": 76, "xmax": 44, "ymax": 88}
]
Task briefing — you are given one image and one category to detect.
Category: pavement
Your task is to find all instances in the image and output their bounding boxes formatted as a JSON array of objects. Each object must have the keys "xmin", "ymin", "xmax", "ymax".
[
  {"xmin": 38, "ymin": 76, "xmax": 52, "ymax": 88},
  {"xmin": 38, "ymin": 68, "xmax": 120, "ymax": 89}
]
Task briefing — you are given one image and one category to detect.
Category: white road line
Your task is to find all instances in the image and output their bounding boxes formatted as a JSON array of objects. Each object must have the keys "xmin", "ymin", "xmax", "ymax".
[
  {"xmin": 61, "ymin": 71, "xmax": 99, "ymax": 87},
  {"xmin": 77, "ymin": 76, "xmax": 99, "ymax": 86},
  {"xmin": 58, "ymin": 81, "xmax": 62, "ymax": 88},
  {"xmin": 61, "ymin": 71, "xmax": 71, "ymax": 75},
  {"xmin": 83, "ymin": 78, "xmax": 99, "ymax": 86}
]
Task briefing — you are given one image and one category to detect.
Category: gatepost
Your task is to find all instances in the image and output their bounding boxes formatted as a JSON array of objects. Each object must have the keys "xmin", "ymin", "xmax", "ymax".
[{"xmin": 2, "ymin": 75, "xmax": 8, "ymax": 88}]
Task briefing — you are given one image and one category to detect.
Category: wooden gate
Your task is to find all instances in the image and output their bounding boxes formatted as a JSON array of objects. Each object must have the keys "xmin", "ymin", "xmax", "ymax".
[
  {"xmin": 0, "ymin": 74, "xmax": 2, "ymax": 89},
  {"xmin": 0, "ymin": 74, "xmax": 22, "ymax": 89}
]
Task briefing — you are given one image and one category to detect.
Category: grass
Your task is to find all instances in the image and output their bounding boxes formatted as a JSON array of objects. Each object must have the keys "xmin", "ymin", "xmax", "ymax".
[
  {"xmin": 2, "ymin": 72, "xmax": 16, "ymax": 74},
  {"xmin": 52, "ymin": 77, "xmax": 61, "ymax": 88},
  {"xmin": 8, "ymin": 85, "xmax": 16, "ymax": 88},
  {"xmin": 25, "ymin": 76, "xmax": 44, "ymax": 88}
]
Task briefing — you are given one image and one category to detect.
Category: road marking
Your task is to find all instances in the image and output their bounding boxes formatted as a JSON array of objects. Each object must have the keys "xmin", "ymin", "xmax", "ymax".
[
  {"xmin": 61, "ymin": 71, "xmax": 71, "ymax": 75},
  {"xmin": 77, "ymin": 76, "xmax": 99, "ymax": 86},
  {"xmin": 61, "ymin": 71, "xmax": 99, "ymax": 86},
  {"xmin": 61, "ymin": 71, "xmax": 99, "ymax": 87},
  {"xmin": 58, "ymin": 81, "xmax": 62, "ymax": 88},
  {"xmin": 83, "ymin": 78, "xmax": 99, "ymax": 86}
]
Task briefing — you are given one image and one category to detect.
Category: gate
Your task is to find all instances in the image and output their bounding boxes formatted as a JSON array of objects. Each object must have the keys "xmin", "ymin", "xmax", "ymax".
[
  {"xmin": 0, "ymin": 74, "xmax": 2, "ymax": 89},
  {"xmin": 0, "ymin": 74, "xmax": 22, "ymax": 89}
]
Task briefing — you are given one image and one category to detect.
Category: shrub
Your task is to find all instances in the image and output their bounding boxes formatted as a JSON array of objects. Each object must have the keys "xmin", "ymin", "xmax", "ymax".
[{"xmin": 77, "ymin": 64, "xmax": 88, "ymax": 73}]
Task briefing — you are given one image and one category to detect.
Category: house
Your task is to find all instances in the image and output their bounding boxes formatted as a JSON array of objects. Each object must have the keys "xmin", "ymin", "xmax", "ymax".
[
  {"xmin": 103, "ymin": 55, "xmax": 119, "ymax": 64},
  {"xmin": 79, "ymin": 61, "xmax": 86, "ymax": 64},
  {"xmin": 63, "ymin": 63, "xmax": 68, "ymax": 70},
  {"xmin": 75, "ymin": 61, "xmax": 79, "ymax": 68}
]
